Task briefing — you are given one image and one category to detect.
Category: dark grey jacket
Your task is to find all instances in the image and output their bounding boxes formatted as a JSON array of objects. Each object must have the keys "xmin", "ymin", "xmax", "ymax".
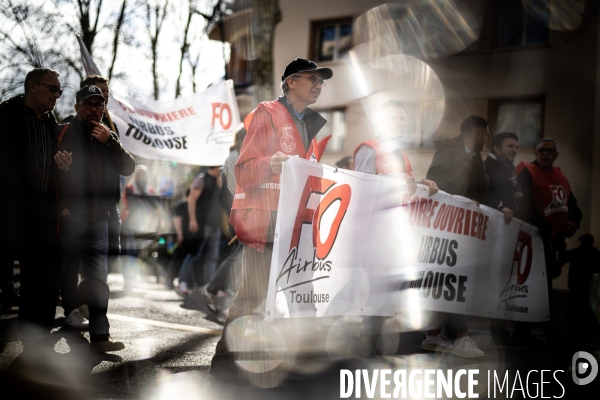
[
  {"xmin": 426, "ymin": 135, "xmax": 488, "ymax": 203},
  {"xmin": 58, "ymin": 117, "xmax": 135, "ymax": 221},
  {"xmin": 484, "ymin": 154, "xmax": 521, "ymax": 215},
  {"xmin": 0, "ymin": 95, "xmax": 60, "ymax": 241}
]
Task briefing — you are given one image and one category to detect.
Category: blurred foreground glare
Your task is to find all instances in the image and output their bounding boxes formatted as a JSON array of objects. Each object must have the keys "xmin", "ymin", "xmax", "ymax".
[
  {"xmin": 353, "ymin": 0, "xmax": 484, "ymax": 61},
  {"xmin": 522, "ymin": 0, "xmax": 585, "ymax": 32}
]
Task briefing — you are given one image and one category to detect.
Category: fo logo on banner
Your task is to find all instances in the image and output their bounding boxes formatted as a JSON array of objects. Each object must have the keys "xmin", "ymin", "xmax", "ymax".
[
  {"xmin": 276, "ymin": 175, "xmax": 352, "ymax": 290},
  {"xmin": 211, "ymin": 102, "xmax": 232, "ymax": 130},
  {"xmin": 572, "ymin": 351, "xmax": 598, "ymax": 385},
  {"xmin": 208, "ymin": 102, "xmax": 234, "ymax": 144},
  {"xmin": 499, "ymin": 231, "xmax": 532, "ymax": 314},
  {"xmin": 545, "ymin": 185, "xmax": 568, "ymax": 216},
  {"xmin": 289, "ymin": 176, "xmax": 351, "ymax": 259}
]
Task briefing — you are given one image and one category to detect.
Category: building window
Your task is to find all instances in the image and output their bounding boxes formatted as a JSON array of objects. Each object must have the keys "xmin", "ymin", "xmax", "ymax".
[
  {"xmin": 310, "ymin": 18, "xmax": 353, "ymax": 62},
  {"xmin": 497, "ymin": 0, "xmax": 548, "ymax": 48},
  {"xmin": 490, "ymin": 97, "xmax": 544, "ymax": 147},
  {"xmin": 315, "ymin": 109, "xmax": 347, "ymax": 152}
]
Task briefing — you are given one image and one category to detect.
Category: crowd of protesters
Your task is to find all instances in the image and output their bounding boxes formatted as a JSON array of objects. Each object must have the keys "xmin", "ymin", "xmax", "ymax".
[
  {"xmin": 0, "ymin": 68, "xmax": 135, "ymax": 352},
  {"xmin": 210, "ymin": 57, "xmax": 594, "ymax": 382},
  {"xmin": 0, "ymin": 61, "xmax": 598, "ymax": 379}
]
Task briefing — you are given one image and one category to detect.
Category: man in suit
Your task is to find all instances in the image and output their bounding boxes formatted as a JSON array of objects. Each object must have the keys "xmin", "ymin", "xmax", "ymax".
[{"xmin": 424, "ymin": 115, "xmax": 489, "ymax": 358}]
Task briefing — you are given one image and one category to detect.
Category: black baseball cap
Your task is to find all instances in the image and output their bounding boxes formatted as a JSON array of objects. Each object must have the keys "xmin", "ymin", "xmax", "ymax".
[
  {"xmin": 76, "ymin": 85, "xmax": 105, "ymax": 103},
  {"xmin": 282, "ymin": 58, "xmax": 333, "ymax": 81}
]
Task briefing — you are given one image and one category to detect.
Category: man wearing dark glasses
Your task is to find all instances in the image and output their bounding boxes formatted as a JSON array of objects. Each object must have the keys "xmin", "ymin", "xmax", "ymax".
[
  {"xmin": 518, "ymin": 138, "xmax": 581, "ymax": 263},
  {"xmin": 59, "ymin": 75, "xmax": 123, "ymax": 331},
  {"xmin": 0, "ymin": 68, "xmax": 72, "ymax": 350},
  {"xmin": 517, "ymin": 138, "xmax": 582, "ymax": 342},
  {"xmin": 57, "ymin": 85, "xmax": 135, "ymax": 352}
]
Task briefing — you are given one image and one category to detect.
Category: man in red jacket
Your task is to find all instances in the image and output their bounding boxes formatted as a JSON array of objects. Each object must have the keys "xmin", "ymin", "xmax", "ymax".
[
  {"xmin": 211, "ymin": 58, "xmax": 332, "ymax": 379},
  {"xmin": 516, "ymin": 138, "xmax": 581, "ymax": 342},
  {"xmin": 353, "ymin": 100, "xmax": 438, "ymax": 357}
]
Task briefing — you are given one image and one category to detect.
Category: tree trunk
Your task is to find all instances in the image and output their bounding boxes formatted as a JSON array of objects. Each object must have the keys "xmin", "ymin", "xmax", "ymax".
[
  {"xmin": 175, "ymin": 0, "xmax": 196, "ymax": 98},
  {"xmin": 250, "ymin": 0, "xmax": 282, "ymax": 102},
  {"xmin": 152, "ymin": 39, "xmax": 159, "ymax": 100},
  {"xmin": 77, "ymin": 0, "xmax": 104, "ymax": 56},
  {"xmin": 145, "ymin": 0, "xmax": 169, "ymax": 100}
]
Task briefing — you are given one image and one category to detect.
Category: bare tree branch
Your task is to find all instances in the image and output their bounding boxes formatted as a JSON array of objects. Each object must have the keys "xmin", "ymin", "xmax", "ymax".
[
  {"xmin": 108, "ymin": 0, "xmax": 128, "ymax": 81},
  {"xmin": 175, "ymin": 0, "xmax": 197, "ymax": 98},
  {"xmin": 144, "ymin": 0, "xmax": 170, "ymax": 100}
]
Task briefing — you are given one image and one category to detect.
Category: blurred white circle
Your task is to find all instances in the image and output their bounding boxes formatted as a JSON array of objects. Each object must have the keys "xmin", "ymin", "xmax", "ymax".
[
  {"xmin": 522, "ymin": 0, "xmax": 585, "ymax": 32},
  {"xmin": 354, "ymin": 1, "xmax": 484, "ymax": 61},
  {"xmin": 350, "ymin": 51, "xmax": 445, "ymax": 145}
]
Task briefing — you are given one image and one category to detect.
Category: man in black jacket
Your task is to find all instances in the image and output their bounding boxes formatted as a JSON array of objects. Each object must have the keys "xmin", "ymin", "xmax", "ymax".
[
  {"xmin": 0, "ymin": 68, "xmax": 72, "ymax": 348},
  {"xmin": 485, "ymin": 132, "xmax": 524, "ymax": 347},
  {"xmin": 423, "ymin": 115, "xmax": 489, "ymax": 358},
  {"xmin": 60, "ymin": 75, "xmax": 123, "ymax": 329},
  {"xmin": 485, "ymin": 132, "xmax": 522, "ymax": 223},
  {"xmin": 58, "ymin": 85, "xmax": 135, "ymax": 352}
]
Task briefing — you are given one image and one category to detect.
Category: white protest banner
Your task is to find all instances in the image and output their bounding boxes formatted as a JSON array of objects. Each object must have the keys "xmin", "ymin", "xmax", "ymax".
[
  {"xmin": 107, "ymin": 81, "xmax": 239, "ymax": 166},
  {"xmin": 77, "ymin": 34, "xmax": 238, "ymax": 166},
  {"xmin": 264, "ymin": 157, "xmax": 549, "ymax": 323}
]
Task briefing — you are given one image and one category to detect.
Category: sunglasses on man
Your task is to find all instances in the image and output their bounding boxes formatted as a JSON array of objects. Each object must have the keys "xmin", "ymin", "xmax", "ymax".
[
  {"xmin": 79, "ymin": 101, "xmax": 106, "ymax": 111},
  {"xmin": 34, "ymin": 82, "xmax": 63, "ymax": 96},
  {"xmin": 537, "ymin": 148, "xmax": 557, "ymax": 155}
]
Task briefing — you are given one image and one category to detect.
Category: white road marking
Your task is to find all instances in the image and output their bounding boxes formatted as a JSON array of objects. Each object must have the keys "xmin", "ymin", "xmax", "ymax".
[{"xmin": 107, "ymin": 314, "xmax": 222, "ymax": 335}]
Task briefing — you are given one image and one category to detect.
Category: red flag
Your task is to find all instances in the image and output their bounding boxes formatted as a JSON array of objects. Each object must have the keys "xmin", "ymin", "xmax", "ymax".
[{"xmin": 316, "ymin": 135, "xmax": 331, "ymax": 162}]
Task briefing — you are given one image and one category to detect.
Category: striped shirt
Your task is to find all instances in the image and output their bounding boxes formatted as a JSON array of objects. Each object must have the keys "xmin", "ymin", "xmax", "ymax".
[
  {"xmin": 355, "ymin": 138, "xmax": 405, "ymax": 175},
  {"xmin": 22, "ymin": 105, "xmax": 54, "ymax": 197},
  {"xmin": 223, "ymin": 150, "xmax": 239, "ymax": 196}
]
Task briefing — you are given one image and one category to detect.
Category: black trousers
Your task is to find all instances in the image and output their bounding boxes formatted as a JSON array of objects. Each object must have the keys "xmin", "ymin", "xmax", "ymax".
[
  {"xmin": 2, "ymin": 204, "xmax": 62, "ymax": 344},
  {"xmin": 0, "ymin": 249, "xmax": 15, "ymax": 302}
]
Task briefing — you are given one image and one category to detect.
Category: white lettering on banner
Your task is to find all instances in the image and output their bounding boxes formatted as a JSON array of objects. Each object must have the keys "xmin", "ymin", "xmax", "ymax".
[
  {"xmin": 264, "ymin": 158, "xmax": 550, "ymax": 322},
  {"xmin": 109, "ymin": 80, "xmax": 239, "ymax": 166},
  {"xmin": 258, "ymin": 183, "xmax": 281, "ymax": 190},
  {"xmin": 234, "ymin": 193, "xmax": 246, "ymax": 200}
]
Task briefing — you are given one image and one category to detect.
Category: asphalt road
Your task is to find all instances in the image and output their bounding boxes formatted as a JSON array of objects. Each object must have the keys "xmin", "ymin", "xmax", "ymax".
[{"xmin": 1, "ymin": 272, "xmax": 599, "ymax": 399}]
